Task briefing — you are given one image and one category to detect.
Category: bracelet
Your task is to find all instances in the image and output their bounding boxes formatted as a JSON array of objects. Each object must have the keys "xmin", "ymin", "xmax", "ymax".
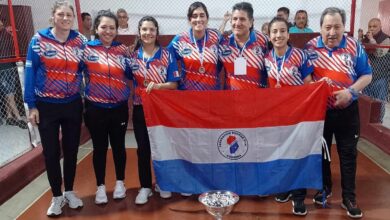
[{"xmin": 348, "ymin": 87, "xmax": 359, "ymax": 99}]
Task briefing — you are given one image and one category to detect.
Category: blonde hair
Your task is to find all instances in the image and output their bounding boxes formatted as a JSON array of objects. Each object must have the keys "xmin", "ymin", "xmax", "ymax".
[
  {"xmin": 51, "ymin": 1, "xmax": 75, "ymax": 16},
  {"xmin": 49, "ymin": 1, "xmax": 75, "ymax": 26}
]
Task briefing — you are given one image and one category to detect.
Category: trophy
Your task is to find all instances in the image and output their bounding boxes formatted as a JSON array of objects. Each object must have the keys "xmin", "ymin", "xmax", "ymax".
[{"xmin": 198, "ymin": 190, "xmax": 239, "ymax": 220}]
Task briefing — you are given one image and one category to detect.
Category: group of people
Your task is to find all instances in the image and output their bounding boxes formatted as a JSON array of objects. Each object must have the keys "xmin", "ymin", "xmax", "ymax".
[{"xmin": 24, "ymin": 0, "xmax": 373, "ymax": 219}]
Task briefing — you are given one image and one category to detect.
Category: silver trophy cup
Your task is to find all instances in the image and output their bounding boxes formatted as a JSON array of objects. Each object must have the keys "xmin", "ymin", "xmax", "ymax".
[{"xmin": 198, "ymin": 190, "xmax": 239, "ymax": 220}]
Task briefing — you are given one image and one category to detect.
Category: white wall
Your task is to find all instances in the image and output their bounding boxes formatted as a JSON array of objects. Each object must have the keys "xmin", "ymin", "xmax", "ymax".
[
  {"xmin": 5, "ymin": 0, "xmax": 371, "ymax": 36},
  {"xmin": 355, "ymin": 0, "xmax": 380, "ymax": 37}
]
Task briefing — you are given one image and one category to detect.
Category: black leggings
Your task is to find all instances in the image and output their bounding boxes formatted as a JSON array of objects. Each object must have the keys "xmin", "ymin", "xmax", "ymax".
[
  {"xmin": 85, "ymin": 101, "xmax": 128, "ymax": 186},
  {"xmin": 37, "ymin": 98, "xmax": 82, "ymax": 197},
  {"xmin": 132, "ymin": 105, "xmax": 152, "ymax": 188}
]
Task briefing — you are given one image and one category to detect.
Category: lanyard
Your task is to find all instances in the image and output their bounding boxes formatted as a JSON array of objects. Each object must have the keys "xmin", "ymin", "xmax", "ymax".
[
  {"xmin": 272, "ymin": 47, "xmax": 289, "ymax": 87},
  {"xmin": 141, "ymin": 46, "xmax": 157, "ymax": 86},
  {"xmin": 192, "ymin": 30, "xmax": 207, "ymax": 67},
  {"xmin": 234, "ymin": 37, "xmax": 250, "ymax": 57}
]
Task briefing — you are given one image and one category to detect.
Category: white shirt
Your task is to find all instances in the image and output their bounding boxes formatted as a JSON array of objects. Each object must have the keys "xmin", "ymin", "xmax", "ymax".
[{"xmin": 118, "ymin": 26, "xmax": 131, "ymax": 35}]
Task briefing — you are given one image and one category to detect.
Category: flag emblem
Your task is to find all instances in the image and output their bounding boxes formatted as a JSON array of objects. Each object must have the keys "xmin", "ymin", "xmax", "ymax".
[{"xmin": 217, "ymin": 130, "xmax": 248, "ymax": 160}]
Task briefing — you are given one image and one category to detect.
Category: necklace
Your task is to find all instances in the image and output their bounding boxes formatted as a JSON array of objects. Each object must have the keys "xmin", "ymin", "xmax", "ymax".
[
  {"xmin": 272, "ymin": 46, "xmax": 289, "ymax": 88},
  {"xmin": 192, "ymin": 30, "xmax": 207, "ymax": 74}
]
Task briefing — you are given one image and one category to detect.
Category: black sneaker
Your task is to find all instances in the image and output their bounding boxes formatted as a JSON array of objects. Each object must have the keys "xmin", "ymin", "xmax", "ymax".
[
  {"xmin": 341, "ymin": 199, "xmax": 363, "ymax": 218},
  {"xmin": 292, "ymin": 200, "xmax": 307, "ymax": 216},
  {"xmin": 275, "ymin": 192, "xmax": 292, "ymax": 203},
  {"xmin": 313, "ymin": 189, "xmax": 332, "ymax": 205}
]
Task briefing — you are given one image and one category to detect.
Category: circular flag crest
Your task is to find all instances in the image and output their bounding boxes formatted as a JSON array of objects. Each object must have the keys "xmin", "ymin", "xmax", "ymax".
[{"xmin": 217, "ymin": 130, "xmax": 249, "ymax": 160}]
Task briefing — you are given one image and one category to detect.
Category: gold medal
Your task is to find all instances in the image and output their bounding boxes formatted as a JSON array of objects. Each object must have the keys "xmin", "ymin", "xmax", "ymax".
[
  {"xmin": 143, "ymin": 80, "xmax": 149, "ymax": 87},
  {"xmin": 199, "ymin": 66, "xmax": 206, "ymax": 74}
]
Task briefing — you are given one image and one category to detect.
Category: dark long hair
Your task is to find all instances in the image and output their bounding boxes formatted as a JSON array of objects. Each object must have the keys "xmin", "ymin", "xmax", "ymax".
[
  {"xmin": 134, "ymin": 16, "xmax": 160, "ymax": 51},
  {"xmin": 187, "ymin": 2, "xmax": 209, "ymax": 21},
  {"xmin": 232, "ymin": 2, "xmax": 254, "ymax": 31},
  {"xmin": 268, "ymin": 17, "xmax": 291, "ymax": 49},
  {"xmin": 93, "ymin": 10, "xmax": 118, "ymax": 39}
]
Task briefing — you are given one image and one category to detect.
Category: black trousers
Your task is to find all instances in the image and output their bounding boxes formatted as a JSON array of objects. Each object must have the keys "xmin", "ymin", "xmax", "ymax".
[
  {"xmin": 322, "ymin": 100, "xmax": 360, "ymax": 201},
  {"xmin": 132, "ymin": 105, "xmax": 152, "ymax": 188},
  {"xmin": 84, "ymin": 101, "xmax": 128, "ymax": 186},
  {"xmin": 37, "ymin": 98, "xmax": 82, "ymax": 197}
]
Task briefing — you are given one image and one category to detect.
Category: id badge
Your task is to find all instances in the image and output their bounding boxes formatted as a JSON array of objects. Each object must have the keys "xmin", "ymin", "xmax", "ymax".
[{"xmin": 234, "ymin": 57, "xmax": 247, "ymax": 75}]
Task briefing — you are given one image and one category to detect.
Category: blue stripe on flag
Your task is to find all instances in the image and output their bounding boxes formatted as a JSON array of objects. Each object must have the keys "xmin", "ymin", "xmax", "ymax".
[{"xmin": 153, "ymin": 154, "xmax": 322, "ymax": 195}]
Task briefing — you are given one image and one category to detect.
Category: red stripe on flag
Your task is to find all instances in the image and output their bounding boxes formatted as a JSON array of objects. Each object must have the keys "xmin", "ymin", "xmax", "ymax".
[{"xmin": 141, "ymin": 82, "xmax": 331, "ymax": 128}]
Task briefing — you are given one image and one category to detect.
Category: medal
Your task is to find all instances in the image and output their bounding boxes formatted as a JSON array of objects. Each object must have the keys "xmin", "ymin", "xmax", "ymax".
[
  {"xmin": 275, "ymin": 82, "xmax": 281, "ymax": 88},
  {"xmin": 199, "ymin": 66, "xmax": 206, "ymax": 74},
  {"xmin": 192, "ymin": 30, "xmax": 207, "ymax": 75},
  {"xmin": 143, "ymin": 80, "xmax": 149, "ymax": 87}
]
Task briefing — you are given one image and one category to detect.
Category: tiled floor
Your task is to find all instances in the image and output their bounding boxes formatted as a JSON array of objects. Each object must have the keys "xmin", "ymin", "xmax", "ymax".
[
  {"xmin": 0, "ymin": 122, "xmax": 31, "ymax": 167},
  {"xmin": 1, "ymin": 131, "xmax": 389, "ymax": 220}
]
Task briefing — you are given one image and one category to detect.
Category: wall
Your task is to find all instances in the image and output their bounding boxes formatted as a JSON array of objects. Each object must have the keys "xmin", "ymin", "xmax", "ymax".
[
  {"xmin": 379, "ymin": 0, "xmax": 390, "ymax": 35},
  {"xmin": 356, "ymin": 0, "xmax": 380, "ymax": 35}
]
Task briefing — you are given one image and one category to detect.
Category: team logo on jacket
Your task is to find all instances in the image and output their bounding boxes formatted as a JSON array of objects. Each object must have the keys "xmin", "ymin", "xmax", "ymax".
[
  {"xmin": 306, "ymin": 48, "xmax": 318, "ymax": 60},
  {"xmin": 289, "ymin": 66, "xmax": 300, "ymax": 77},
  {"xmin": 43, "ymin": 44, "xmax": 57, "ymax": 58},
  {"xmin": 129, "ymin": 58, "xmax": 140, "ymax": 71},
  {"xmin": 252, "ymin": 46, "xmax": 263, "ymax": 56},
  {"xmin": 265, "ymin": 59, "xmax": 271, "ymax": 72},
  {"xmin": 217, "ymin": 130, "xmax": 248, "ymax": 160},
  {"xmin": 117, "ymin": 55, "xmax": 127, "ymax": 68},
  {"xmin": 220, "ymin": 45, "xmax": 232, "ymax": 57},
  {"xmin": 87, "ymin": 52, "xmax": 99, "ymax": 62},
  {"xmin": 180, "ymin": 44, "xmax": 192, "ymax": 56},
  {"xmin": 72, "ymin": 47, "xmax": 83, "ymax": 59},
  {"xmin": 158, "ymin": 66, "xmax": 167, "ymax": 75},
  {"xmin": 210, "ymin": 45, "xmax": 218, "ymax": 56},
  {"xmin": 341, "ymin": 53, "xmax": 353, "ymax": 68}
]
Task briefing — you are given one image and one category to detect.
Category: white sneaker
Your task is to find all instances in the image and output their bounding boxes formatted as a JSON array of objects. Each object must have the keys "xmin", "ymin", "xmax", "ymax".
[
  {"xmin": 113, "ymin": 180, "xmax": 127, "ymax": 199},
  {"xmin": 181, "ymin": 193, "xmax": 192, "ymax": 197},
  {"xmin": 47, "ymin": 196, "xmax": 65, "ymax": 216},
  {"xmin": 63, "ymin": 191, "xmax": 83, "ymax": 209},
  {"xmin": 95, "ymin": 185, "xmax": 108, "ymax": 204},
  {"xmin": 135, "ymin": 188, "xmax": 153, "ymax": 205},
  {"xmin": 155, "ymin": 184, "xmax": 172, "ymax": 199}
]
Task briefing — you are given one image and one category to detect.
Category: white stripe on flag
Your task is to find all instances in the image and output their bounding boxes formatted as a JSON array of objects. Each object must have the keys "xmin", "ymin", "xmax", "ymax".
[{"xmin": 149, "ymin": 121, "xmax": 323, "ymax": 163}]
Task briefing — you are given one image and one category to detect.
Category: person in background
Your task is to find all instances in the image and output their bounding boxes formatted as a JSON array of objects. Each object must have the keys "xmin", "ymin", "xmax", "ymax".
[
  {"xmin": 305, "ymin": 7, "xmax": 372, "ymax": 219},
  {"xmin": 219, "ymin": 2, "xmax": 269, "ymax": 90},
  {"xmin": 24, "ymin": 1, "xmax": 86, "ymax": 216},
  {"xmin": 0, "ymin": 19, "xmax": 27, "ymax": 129},
  {"xmin": 362, "ymin": 18, "xmax": 390, "ymax": 123},
  {"xmin": 289, "ymin": 10, "xmax": 313, "ymax": 33},
  {"xmin": 82, "ymin": 10, "xmax": 131, "ymax": 205},
  {"xmin": 357, "ymin": 28, "xmax": 364, "ymax": 42},
  {"xmin": 219, "ymin": 11, "xmax": 232, "ymax": 35},
  {"xmin": 130, "ymin": 16, "xmax": 180, "ymax": 204},
  {"xmin": 117, "ymin": 8, "xmax": 131, "ymax": 35},
  {"xmin": 276, "ymin": 7, "xmax": 293, "ymax": 28},
  {"xmin": 261, "ymin": 21, "xmax": 269, "ymax": 36},
  {"xmin": 168, "ymin": 1, "xmax": 221, "ymax": 91},
  {"xmin": 80, "ymin": 12, "xmax": 93, "ymax": 40},
  {"xmin": 264, "ymin": 17, "xmax": 314, "ymax": 216}
]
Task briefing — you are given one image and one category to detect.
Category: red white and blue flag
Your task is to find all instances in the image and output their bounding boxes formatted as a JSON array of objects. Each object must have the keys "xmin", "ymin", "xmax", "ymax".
[{"xmin": 141, "ymin": 82, "xmax": 330, "ymax": 195}]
